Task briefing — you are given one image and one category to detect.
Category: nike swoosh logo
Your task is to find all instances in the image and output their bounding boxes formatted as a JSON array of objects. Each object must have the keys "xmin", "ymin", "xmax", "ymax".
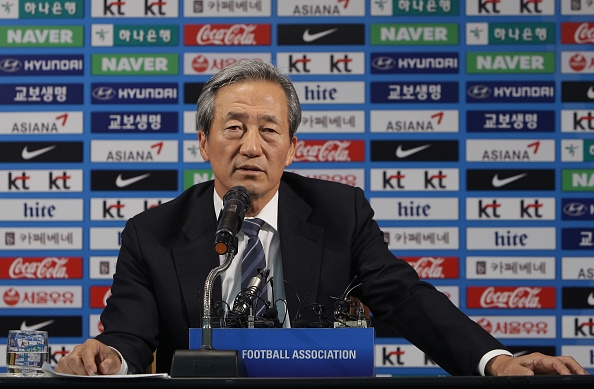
[
  {"xmin": 21, "ymin": 145, "xmax": 56, "ymax": 160},
  {"xmin": 491, "ymin": 173, "xmax": 528, "ymax": 188},
  {"xmin": 302, "ymin": 28, "xmax": 338, "ymax": 42},
  {"xmin": 115, "ymin": 173, "xmax": 150, "ymax": 188},
  {"xmin": 587, "ymin": 292, "xmax": 594, "ymax": 306},
  {"xmin": 20, "ymin": 319, "xmax": 55, "ymax": 331},
  {"xmin": 395, "ymin": 144, "xmax": 431, "ymax": 158}
]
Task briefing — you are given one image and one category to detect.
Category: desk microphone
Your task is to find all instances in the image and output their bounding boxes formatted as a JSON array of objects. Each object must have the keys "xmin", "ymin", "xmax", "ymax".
[
  {"xmin": 231, "ymin": 268, "xmax": 269, "ymax": 317},
  {"xmin": 214, "ymin": 186, "xmax": 250, "ymax": 255}
]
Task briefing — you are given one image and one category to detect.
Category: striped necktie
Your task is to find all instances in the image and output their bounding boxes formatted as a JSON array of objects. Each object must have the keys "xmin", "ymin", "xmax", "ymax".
[{"xmin": 240, "ymin": 218, "xmax": 267, "ymax": 315}]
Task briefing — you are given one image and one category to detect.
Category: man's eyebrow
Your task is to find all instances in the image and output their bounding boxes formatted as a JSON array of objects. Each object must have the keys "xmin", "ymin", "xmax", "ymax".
[{"xmin": 223, "ymin": 111, "xmax": 281, "ymax": 124}]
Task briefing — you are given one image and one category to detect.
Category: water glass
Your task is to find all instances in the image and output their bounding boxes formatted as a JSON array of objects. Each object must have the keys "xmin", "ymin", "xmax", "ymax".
[{"xmin": 6, "ymin": 330, "xmax": 48, "ymax": 377}]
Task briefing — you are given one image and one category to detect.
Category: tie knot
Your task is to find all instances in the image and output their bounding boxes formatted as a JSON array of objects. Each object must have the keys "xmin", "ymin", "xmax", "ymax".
[{"xmin": 242, "ymin": 218, "xmax": 264, "ymax": 238}]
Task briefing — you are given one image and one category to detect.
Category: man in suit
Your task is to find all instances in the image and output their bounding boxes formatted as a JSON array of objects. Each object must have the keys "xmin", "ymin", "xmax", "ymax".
[{"xmin": 56, "ymin": 60, "xmax": 588, "ymax": 376}]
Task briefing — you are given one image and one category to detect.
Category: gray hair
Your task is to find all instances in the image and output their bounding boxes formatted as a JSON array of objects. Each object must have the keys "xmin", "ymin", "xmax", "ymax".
[{"xmin": 196, "ymin": 59, "xmax": 301, "ymax": 139}]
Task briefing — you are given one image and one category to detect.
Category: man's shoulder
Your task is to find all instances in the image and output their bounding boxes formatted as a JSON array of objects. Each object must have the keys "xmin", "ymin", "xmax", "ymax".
[{"xmin": 132, "ymin": 180, "xmax": 212, "ymax": 223}]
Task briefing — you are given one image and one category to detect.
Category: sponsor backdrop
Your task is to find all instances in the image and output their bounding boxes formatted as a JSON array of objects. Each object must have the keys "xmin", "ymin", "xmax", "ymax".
[{"xmin": 0, "ymin": 0, "xmax": 592, "ymax": 376}]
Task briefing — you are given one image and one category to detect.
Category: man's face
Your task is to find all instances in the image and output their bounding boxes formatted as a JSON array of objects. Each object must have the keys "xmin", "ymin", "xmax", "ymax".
[{"xmin": 199, "ymin": 80, "xmax": 297, "ymax": 212}]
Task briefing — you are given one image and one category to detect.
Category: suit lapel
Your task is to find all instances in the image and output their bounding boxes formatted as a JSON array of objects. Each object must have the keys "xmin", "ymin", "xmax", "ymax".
[
  {"xmin": 277, "ymin": 181, "xmax": 324, "ymax": 319},
  {"xmin": 171, "ymin": 179, "xmax": 326, "ymax": 327},
  {"xmin": 171, "ymin": 183, "xmax": 220, "ymax": 329}
]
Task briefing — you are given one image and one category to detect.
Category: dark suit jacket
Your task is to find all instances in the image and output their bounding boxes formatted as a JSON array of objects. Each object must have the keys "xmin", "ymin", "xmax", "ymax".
[{"xmin": 96, "ymin": 172, "xmax": 505, "ymax": 375}]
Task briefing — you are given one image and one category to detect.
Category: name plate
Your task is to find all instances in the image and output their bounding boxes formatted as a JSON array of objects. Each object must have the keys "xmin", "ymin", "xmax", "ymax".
[{"xmin": 189, "ymin": 328, "xmax": 374, "ymax": 377}]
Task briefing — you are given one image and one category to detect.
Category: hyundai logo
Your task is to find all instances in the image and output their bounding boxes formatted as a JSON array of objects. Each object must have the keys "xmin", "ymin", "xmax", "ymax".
[
  {"xmin": 92, "ymin": 86, "xmax": 116, "ymax": 101},
  {"xmin": 0, "ymin": 58, "xmax": 21, "ymax": 73},
  {"xmin": 563, "ymin": 202, "xmax": 587, "ymax": 217},
  {"xmin": 372, "ymin": 56, "xmax": 396, "ymax": 70},
  {"xmin": 467, "ymin": 85, "xmax": 492, "ymax": 99}
]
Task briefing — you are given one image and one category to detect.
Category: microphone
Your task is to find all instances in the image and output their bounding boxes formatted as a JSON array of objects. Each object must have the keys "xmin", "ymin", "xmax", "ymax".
[
  {"xmin": 214, "ymin": 186, "xmax": 250, "ymax": 255},
  {"xmin": 230, "ymin": 268, "xmax": 269, "ymax": 318}
]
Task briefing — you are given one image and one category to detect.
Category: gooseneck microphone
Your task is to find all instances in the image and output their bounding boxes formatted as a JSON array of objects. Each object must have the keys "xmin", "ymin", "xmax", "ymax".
[{"xmin": 214, "ymin": 186, "xmax": 250, "ymax": 255}]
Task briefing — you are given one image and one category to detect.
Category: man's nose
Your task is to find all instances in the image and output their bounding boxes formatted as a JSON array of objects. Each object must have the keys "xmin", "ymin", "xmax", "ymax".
[{"xmin": 240, "ymin": 127, "xmax": 262, "ymax": 155}]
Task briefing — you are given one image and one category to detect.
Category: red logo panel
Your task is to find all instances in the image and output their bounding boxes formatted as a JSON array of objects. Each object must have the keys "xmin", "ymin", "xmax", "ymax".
[
  {"xmin": 467, "ymin": 286, "xmax": 556, "ymax": 309},
  {"xmin": 0, "ymin": 257, "xmax": 83, "ymax": 279},
  {"xmin": 184, "ymin": 24, "xmax": 271, "ymax": 46}
]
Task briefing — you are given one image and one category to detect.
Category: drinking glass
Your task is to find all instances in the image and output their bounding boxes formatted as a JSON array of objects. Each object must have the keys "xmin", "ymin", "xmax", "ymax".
[{"xmin": 6, "ymin": 330, "xmax": 48, "ymax": 377}]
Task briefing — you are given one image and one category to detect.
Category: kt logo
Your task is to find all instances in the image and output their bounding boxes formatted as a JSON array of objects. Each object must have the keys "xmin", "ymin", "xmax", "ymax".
[
  {"xmin": 103, "ymin": 200, "xmax": 125, "ymax": 218},
  {"xmin": 382, "ymin": 346, "xmax": 405, "ymax": 365},
  {"xmin": 573, "ymin": 112, "xmax": 594, "ymax": 130},
  {"xmin": 382, "ymin": 171, "xmax": 447, "ymax": 189},
  {"xmin": 329, "ymin": 54, "xmax": 353, "ymax": 73},
  {"xmin": 102, "ymin": 0, "xmax": 167, "ymax": 16},
  {"xmin": 478, "ymin": 0, "xmax": 544, "ymax": 14},
  {"xmin": 288, "ymin": 55, "xmax": 311, "ymax": 73}
]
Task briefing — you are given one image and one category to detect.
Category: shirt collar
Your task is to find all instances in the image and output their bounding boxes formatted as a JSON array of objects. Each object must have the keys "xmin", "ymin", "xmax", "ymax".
[{"xmin": 213, "ymin": 188, "xmax": 279, "ymax": 232}]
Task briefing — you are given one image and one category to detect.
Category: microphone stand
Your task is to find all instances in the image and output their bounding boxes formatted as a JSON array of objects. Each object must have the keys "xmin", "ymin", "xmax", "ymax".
[
  {"xmin": 201, "ymin": 237, "xmax": 237, "ymax": 349},
  {"xmin": 170, "ymin": 237, "xmax": 246, "ymax": 377}
]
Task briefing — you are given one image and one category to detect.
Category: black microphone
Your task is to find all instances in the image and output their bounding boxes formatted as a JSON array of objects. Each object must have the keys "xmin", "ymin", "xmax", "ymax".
[{"xmin": 214, "ymin": 186, "xmax": 250, "ymax": 255}]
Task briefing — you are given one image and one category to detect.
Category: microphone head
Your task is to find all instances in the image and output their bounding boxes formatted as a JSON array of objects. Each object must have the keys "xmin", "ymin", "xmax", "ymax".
[
  {"xmin": 214, "ymin": 186, "xmax": 251, "ymax": 254},
  {"xmin": 224, "ymin": 185, "xmax": 250, "ymax": 210}
]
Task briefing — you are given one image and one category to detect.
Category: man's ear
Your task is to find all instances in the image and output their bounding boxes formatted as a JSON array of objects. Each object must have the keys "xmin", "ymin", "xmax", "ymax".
[
  {"xmin": 198, "ymin": 130, "xmax": 210, "ymax": 162},
  {"xmin": 285, "ymin": 135, "xmax": 297, "ymax": 167}
]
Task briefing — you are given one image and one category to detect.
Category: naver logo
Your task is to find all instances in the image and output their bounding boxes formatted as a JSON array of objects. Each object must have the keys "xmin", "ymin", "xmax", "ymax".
[{"xmin": 563, "ymin": 169, "xmax": 594, "ymax": 192}]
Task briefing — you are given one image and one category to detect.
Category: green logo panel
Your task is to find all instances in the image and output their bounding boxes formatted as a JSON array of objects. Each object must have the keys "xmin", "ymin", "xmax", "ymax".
[
  {"xmin": 184, "ymin": 170, "xmax": 214, "ymax": 190},
  {"xmin": 371, "ymin": 23, "xmax": 458, "ymax": 45},
  {"xmin": 92, "ymin": 54, "xmax": 179, "ymax": 75},
  {"xmin": 562, "ymin": 169, "xmax": 594, "ymax": 191},
  {"xmin": 0, "ymin": 25, "xmax": 83, "ymax": 47},
  {"xmin": 467, "ymin": 52, "xmax": 555, "ymax": 74},
  {"xmin": 19, "ymin": 0, "xmax": 84, "ymax": 18}
]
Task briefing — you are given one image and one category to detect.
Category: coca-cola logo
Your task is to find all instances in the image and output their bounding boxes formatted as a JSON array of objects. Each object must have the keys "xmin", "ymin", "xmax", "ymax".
[
  {"xmin": 196, "ymin": 24, "xmax": 258, "ymax": 45},
  {"xmin": 479, "ymin": 287, "xmax": 542, "ymax": 308},
  {"xmin": 9, "ymin": 257, "xmax": 70, "ymax": 279},
  {"xmin": 294, "ymin": 140, "xmax": 365, "ymax": 162},
  {"xmin": 574, "ymin": 23, "xmax": 594, "ymax": 44},
  {"xmin": 409, "ymin": 257, "xmax": 445, "ymax": 278},
  {"xmin": 3, "ymin": 288, "xmax": 19, "ymax": 306}
]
